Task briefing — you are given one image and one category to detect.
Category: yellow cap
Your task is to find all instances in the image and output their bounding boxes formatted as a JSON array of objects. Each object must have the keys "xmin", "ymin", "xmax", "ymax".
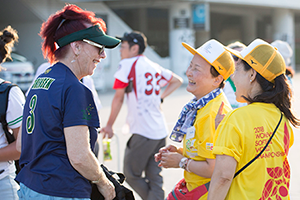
[
  {"xmin": 182, "ymin": 39, "xmax": 235, "ymax": 80},
  {"xmin": 225, "ymin": 38, "xmax": 286, "ymax": 82}
]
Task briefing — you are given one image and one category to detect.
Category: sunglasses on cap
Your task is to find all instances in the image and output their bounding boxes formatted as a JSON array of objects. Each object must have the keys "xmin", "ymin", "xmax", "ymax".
[{"xmin": 83, "ymin": 39, "xmax": 105, "ymax": 55}]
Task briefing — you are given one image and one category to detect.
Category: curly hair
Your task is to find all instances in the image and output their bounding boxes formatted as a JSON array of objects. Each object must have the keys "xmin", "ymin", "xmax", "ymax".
[{"xmin": 0, "ymin": 25, "xmax": 19, "ymax": 64}]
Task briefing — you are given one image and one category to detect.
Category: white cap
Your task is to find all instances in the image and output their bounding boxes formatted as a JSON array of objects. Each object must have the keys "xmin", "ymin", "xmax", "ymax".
[
  {"xmin": 182, "ymin": 39, "xmax": 235, "ymax": 80},
  {"xmin": 271, "ymin": 40, "xmax": 293, "ymax": 66},
  {"xmin": 226, "ymin": 38, "xmax": 286, "ymax": 82}
]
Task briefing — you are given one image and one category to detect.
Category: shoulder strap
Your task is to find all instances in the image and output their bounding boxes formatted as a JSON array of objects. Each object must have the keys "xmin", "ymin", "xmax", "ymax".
[
  {"xmin": 127, "ymin": 57, "xmax": 139, "ymax": 80},
  {"xmin": 0, "ymin": 79, "xmax": 17, "ymax": 144},
  {"xmin": 125, "ymin": 57, "xmax": 139, "ymax": 95},
  {"xmin": 234, "ymin": 113, "xmax": 283, "ymax": 178}
]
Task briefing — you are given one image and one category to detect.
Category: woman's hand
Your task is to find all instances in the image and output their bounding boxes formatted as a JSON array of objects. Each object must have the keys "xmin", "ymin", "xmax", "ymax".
[
  {"xmin": 96, "ymin": 178, "xmax": 116, "ymax": 200},
  {"xmin": 159, "ymin": 151, "xmax": 184, "ymax": 168},
  {"xmin": 154, "ymin": 145, "xmax": 178, "ymax": 163},
  {"xmin": 215, "ymin": 102, "xmax": 225, "ymax": 130}
]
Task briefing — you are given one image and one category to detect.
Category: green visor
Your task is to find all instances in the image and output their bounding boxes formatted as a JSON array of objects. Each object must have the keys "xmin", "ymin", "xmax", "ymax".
[{"xmin": 56, "ymin": 24, "xmax": 120, "ymax": 49}]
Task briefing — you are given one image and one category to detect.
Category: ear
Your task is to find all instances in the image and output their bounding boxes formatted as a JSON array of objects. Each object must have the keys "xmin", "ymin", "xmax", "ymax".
[
  {"xmin": 70, "ymin": 41, "xmax": 81, "ymax": 56},
  {"xmin": 249, "ymin": 68, "xmax": 257, "ymax": 82},
  {"xmin": 130, "ymin": 44, "xmax": 139, "ymax": 55},
  {"xmin": 213, "ymin": 74, "xmax": 224, "ymax": 87}
]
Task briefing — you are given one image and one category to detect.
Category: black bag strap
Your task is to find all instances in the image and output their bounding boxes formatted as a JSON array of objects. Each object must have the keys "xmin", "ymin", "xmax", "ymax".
[
  {"xmin": 234, "ymin": 113, "xmax": 283, "ymax": 178},
  {"xmin": 125, "ymin": 57, "xmax": 139, "ymax": 94},
  {"xmin": 0, "ymin": 79, "xmax": 17, "ymax": 144}
]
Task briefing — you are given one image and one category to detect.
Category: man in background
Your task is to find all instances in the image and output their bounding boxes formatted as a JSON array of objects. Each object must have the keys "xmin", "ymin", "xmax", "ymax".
[{"xmin": 101, "ymin": 31, "xmax": 183, "ymax": 200}]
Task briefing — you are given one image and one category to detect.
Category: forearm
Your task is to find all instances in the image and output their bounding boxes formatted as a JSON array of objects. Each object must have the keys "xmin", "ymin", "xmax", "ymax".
[
  {"xmin": 106, "ymin": 90, "xmax": 124, "ymax": 127},
  {"xmin": 69, "ymin": 149, "xmax": 106, "ymax": 182},
  {"xmin": 207, "ymin": 172, "xmax": 232, "ymax": 200},
  {"xmin": 65, "ymin": 126, "xmax": 107, "ymax": 184},
  {"xmin": 207, "ymin": 155, "xmax": 237, "ymax": 200},
  {"xmin": 187, "ymin": 158, "xmax": 215, "ymax": 178},
  {"xmin": 161, "ymin": 74, "xmax": 183, "ymax": 99},
  {"xmin": 106, "ymin": 99, "xmax": 123, "ymax": 126},
  {"xmin": 16, "ymin": 126, "xmax": 22, "ymax": 152},
  {"xmin": 0, "ymin": 127, "xmax": 21, "ymax": 161},
  {"xmin": 0, "ymin": 141, "xmax": 20, "ymax": 162}
]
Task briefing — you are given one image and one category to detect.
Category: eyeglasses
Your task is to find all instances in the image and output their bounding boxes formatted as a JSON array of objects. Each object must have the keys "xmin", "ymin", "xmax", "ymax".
[{"xmin": 83, "ymin": 39, "xmax": 105, "ymax": 55}]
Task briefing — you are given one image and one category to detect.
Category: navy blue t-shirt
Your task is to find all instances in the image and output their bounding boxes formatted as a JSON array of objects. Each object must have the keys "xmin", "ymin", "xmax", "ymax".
[{"xmin": 16, "ymin": 62, "xmax": 100, "ymax": 198}]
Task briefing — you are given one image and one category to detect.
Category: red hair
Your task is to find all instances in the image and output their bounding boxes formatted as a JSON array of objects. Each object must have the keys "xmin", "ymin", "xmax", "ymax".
[{"xmin": 40, "ymin": 4, "xmax": 107, "ymax": 63}]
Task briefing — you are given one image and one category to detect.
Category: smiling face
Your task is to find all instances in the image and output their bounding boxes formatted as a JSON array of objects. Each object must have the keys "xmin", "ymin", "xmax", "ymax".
[
  {"xmin": 186, "ymin": 54, "xmax": 219, "ymax": 100},
  {"xmin": 79, "ymin": 41, "xmax": 106, "ymax": 76}
]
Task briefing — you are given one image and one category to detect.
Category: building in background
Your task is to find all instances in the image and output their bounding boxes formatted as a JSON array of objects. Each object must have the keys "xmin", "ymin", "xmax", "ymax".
[{"xmin": 1, "ymin": 0, "xmax": 300, "ymax": 91}]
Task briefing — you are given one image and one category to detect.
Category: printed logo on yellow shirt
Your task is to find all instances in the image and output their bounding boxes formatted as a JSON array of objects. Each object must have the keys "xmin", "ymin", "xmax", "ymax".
[
  {"xmin": 206, "ymin": 142, "xmax": 213, "ymax": 150},
  {"xmin": 186, "ymin": 139, "xmax": 196, "ymax": 151},
  {"xmin": 259, "ymin": 123, "xmax": 291, "ymax": 200}
]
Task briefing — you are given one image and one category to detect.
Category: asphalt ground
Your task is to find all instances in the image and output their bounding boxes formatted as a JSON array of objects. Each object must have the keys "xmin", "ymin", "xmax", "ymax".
[{"xmin": 96, "ymin": 73, "xmax": 300, "ymax": 200}]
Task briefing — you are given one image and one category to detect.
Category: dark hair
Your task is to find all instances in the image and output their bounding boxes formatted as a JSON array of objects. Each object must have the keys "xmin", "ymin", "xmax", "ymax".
[
  {"xmin": 127, "ymin": 31, "xmax": 147, "ymax": 54},
  {"xmin": 227, "ymin": 41, "xmax": 246, "ymax": 51},
  {"xmin": 40, "ymin": 4, "xmax": 107, "ymax": 63},
  {"xmin": 241, "ymin": 60, "xmax": 300, "ymax": 127},
  {"xmin": 0, "ymin": 26, "xmax": 18, "ymax": 64},
  {"xmin": 285, "ymin": 66, "xmax": 294, "ymax": 78},
  {"xmin": 210, "ymin": 66, "xmax": 225, "ymax": 89}
]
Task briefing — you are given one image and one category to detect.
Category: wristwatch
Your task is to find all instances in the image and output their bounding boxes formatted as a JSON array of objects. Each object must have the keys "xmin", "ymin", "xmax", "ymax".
[{"xmin": 179, "ymin": 157, "xmax": 189, "ymax": 170}]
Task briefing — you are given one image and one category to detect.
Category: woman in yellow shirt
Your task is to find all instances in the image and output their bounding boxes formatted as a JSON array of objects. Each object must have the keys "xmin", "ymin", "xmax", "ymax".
[
  {"xmin": 155, "ymin": 39, "xmax": 234, "ymax": 200},
  {"xmin": 208, "ymin": 39, "xmax": 299, "ymax": 200}
]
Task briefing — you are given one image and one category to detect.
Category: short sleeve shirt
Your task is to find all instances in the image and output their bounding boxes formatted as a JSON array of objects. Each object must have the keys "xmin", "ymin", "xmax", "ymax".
[
  {"xmin": 182, "ymin": 92, "xmax": 232, "ymax": 192},
  {"xmin": 113, "ymin": 56, "xmax": 173, "ymax": 139},
  {"xmin": 213, "ymin": 103, "xmax": 293, "ymax": 200},
  {"xmin": 0, "ymin": 86, "xmax": 25, "ymax": 180},
  {"xmin": 16, "ymin": 62, "xmax": 99, "ymax": 198}
]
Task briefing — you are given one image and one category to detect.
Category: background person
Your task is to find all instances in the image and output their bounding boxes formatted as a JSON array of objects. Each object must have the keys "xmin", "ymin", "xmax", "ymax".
[
  {"xmin": 101, "ymin": 31, "xmax": 183, "ymax": 200},
  {"xmin": 0, "ymin": 25, "xmax": 25, "ymax": 200},
  {"xmin": 15, "ymin": 4, "xmax": 120, "ymax": 200},
  {"xmin": 155, "ymin": 39, "xmax": 234, "ymax": 200},
  {"xmin": 223, "ymin": 41, "xmax": 247, "ymax": 109},
  {"xmin": 208, "ymin": 38, "xmax": 298, "ymax": 200},
  {"xmin": 271, "ymin": 40, "xmax": 295, "ymax": 86}
]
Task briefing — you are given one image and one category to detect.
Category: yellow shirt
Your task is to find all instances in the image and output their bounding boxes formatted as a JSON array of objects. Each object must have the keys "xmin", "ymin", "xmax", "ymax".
[
  {"xmin": 182, "ymin": 92, "xmax": 232, "ymax": 195},
  {"xmin": 213, "ymin": 103, "xmax": 294, "ymax": 200}
]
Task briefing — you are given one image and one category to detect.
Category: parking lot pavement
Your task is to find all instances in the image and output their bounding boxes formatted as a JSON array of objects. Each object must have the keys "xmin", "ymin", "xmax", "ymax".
[{"xmin": 97, "ymin": 74, "xmax": 300, "ymax": 200}]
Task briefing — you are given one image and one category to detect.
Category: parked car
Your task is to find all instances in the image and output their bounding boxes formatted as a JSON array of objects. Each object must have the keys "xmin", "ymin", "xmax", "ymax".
[{"xmin": 0, "ymin": 52, "xmax": 35, "ymax": 92}]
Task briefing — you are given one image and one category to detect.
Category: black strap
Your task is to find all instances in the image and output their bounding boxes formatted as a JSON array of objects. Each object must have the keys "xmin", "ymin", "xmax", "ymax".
[
  {"xmin": 125, "ymin": 57, "xmax": 139, "ymax": 93},
  {"xmin": 234, "ymin": 113, "xmax": 283, "ymax": 178},
  {"xmin": 0, "ymin": 79, "xmax": 17, "ymax": 144},
  {"xmin": 0, "ymin": 79, "xmax": 22, "ymax": 176}
]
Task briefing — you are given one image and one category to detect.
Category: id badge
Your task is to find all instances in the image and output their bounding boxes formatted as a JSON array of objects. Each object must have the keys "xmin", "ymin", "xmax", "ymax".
[{"xmin": 186, "ymin": 126, "xmax": 195, "ymax": 139}]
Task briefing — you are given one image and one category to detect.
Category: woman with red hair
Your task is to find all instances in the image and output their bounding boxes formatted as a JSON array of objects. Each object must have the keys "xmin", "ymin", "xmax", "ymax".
[{"xmin": 16, "ymin": 4, "xmax": 120, "ymax": 200}]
